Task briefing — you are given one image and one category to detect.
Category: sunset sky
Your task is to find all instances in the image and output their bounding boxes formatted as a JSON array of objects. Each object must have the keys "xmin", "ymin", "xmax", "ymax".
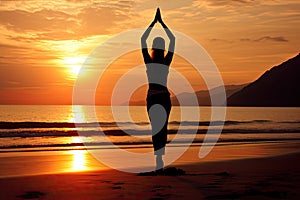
[{"xmin": 0, "ymin": 0, "xmax": 299, "ymax": 105}]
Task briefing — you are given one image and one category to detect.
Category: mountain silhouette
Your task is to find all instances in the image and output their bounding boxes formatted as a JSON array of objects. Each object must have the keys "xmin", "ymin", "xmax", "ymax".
[
  {"xmin": 170, "ymin": 84, "xmax": 247, "ymax": 106},
  {"xmin": 126, "ymin": 84, "xmax": 246, "ymax": 106},
  {"xmin": 227, "ymin": 53, "xmax": 300, "ymax": 106}
]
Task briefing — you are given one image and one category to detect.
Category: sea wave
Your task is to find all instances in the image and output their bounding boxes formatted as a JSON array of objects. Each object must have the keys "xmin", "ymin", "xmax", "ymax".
[
  {"xmin": 0, "ymin": 128, "xmax": 300, "ymax": 138},
  {"xmin": 0, "ymin": 120, "xmax": 299, "ymax": 129},
  {"xmin": 1, "ymin": 137, "xmax": 300, "ymax": 151}
]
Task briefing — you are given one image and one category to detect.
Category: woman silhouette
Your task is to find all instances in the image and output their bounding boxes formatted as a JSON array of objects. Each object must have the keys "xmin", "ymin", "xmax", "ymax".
[{"xmin": 141, "ymin": 8, "xmax": 175, "ymax": 171}]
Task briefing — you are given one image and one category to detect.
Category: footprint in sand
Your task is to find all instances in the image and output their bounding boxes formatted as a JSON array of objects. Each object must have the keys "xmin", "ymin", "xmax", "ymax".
[
  {"xmin": 113, "ymin": 182, "xmax": 125, "ymax": 185},
  {"xmin": 111, "ymin": 185, "xmax": 122, "ymax": 190},
  {"xmin": 16, "ymin": 191, "xmax": 45, "ymax": 199},
  {"xmin": 110, "ymin": 182, "xmax": 125, "ymax": 190}
]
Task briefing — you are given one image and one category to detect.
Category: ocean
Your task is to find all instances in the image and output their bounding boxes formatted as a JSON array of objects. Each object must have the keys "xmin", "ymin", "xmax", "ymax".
[{"xmin": 0, "ymin": 105, "xmax": 299, "ymax": 152}]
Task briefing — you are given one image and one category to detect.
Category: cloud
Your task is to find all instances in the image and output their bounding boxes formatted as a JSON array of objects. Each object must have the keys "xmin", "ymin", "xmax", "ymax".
[
  {"xmin": 192, "ymin": 0, "xmax": 257, "ymax": 9},
  {"xmin": 65, "ymin": 0, "xmax": 91, "ymax": 2},
  {"xmin": 200, "ymin": 0, "xmax": 299, "ymax": 7},
  {"xmin": 0, "ymin": 60, "xmax": 71, "ymax": 90},
  {"xmin": 0, "ymin": 9, "xmax": 77, "ymax": 32},
  {"xmin": 210, "ymin": 38, "xmax": 233, "ymax": 43},
  {"xmin": 206, "ymin": 0, "xmax": 256, "ymax": 7},
  {"xmin": 0, "ymin": 43, "xmax": 32, "ymax": 51},
  {"xmin": 77, "ymin": 6, "xmax": 130, "ymax": 36},
  {"xmin": 241, "ymin": 36, "xmax": 288, "ymax": 42},
  {"xmin": 0, "ymin": 9, "xmax": 80, "ymax": 41},
  {"xmin": 0, "ymin": 2, "xmax": 134, "ymax": 41},
  {"xmin": 0, "ymin": 43, "xmax": 57, "ymax": 65}
]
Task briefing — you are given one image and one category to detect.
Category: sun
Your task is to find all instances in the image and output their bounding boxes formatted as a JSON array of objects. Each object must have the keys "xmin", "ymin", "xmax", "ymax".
[{"xmin": 63, "ymin": 57, "xmax": 86, "ymax": 78}]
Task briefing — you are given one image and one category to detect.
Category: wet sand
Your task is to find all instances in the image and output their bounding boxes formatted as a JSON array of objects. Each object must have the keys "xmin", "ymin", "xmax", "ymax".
[{"xmin": 0, "ymin": 142, "xmax": 300, "ymax": 199}]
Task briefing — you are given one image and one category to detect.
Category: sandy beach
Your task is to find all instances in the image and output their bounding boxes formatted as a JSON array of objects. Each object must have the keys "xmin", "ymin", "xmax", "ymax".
[{"xmin": 0, "ymin": 141, "xmax": 299, "ymax": 200}]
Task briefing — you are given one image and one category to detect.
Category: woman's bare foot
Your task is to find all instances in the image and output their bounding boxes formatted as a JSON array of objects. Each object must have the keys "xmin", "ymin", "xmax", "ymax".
[{"xmin": 156, "ymin": 155, "xmax": 164, "ymax": 171}]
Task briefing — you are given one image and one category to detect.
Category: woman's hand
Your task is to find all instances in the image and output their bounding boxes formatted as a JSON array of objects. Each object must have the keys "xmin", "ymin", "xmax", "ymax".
[{"xmin": 155, "ymin": 8, "xmax": 163, "ymax": 23}]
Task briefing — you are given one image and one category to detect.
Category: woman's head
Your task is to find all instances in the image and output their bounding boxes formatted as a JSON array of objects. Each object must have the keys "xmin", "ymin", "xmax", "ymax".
[
  {"xmin": 151, "ymin": 37, "xmax": 165, "ymax": 62},
  {"xmin": 152, "ymin": 37, "xmax": 165, "ymax": 50}
]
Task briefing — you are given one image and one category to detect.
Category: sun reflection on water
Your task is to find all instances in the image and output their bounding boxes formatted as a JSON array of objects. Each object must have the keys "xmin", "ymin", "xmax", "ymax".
[
  {"xmin": 70, "ymin": 105, "xmax": 86, "ymax": 123},
  {"xmin": 68, "ymin": 106, "xmax": 96, "ymax": 172},
  {"xmin": 71, "ymin": 150, "xmax": 88, "ymax": 171},
  {"xmin": 70, "ymin": 136, "xmax": 88, "ymax": 171}
]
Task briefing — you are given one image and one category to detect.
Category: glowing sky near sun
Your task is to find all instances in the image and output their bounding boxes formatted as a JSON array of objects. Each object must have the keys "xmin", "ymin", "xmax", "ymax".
[{"xmin": 0, "ymin": 0, "xmax": 299, "ymax": 104}]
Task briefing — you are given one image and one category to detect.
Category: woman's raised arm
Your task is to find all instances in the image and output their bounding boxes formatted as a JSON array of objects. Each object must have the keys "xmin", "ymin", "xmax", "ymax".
[
  {"xmin": 141, "ymin": 20, "xmax": 156, "ymax": 49},
  {"xmin": 156, "ymin": 8, "xmax": 175, "ymax": 65},
  {"xmin": 141, "ymin": 16, "xmax": 157, "ymax": 63},
  {"xmin": 160, "ymin": 20, "xmax": 175, "ymax": 53}
]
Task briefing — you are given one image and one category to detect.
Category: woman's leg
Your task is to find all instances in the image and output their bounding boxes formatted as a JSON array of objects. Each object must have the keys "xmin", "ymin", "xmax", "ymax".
[
  {"xmin": 147, "ymin": 93, "xmax": 171, "ymax": 170},
  {"xmin": 148, "ymin": 95, "xmax": 171, "ymax": 153}
]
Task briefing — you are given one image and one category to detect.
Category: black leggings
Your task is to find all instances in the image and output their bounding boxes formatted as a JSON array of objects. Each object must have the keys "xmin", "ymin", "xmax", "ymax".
[{"xmin": 147, "ymin": 92, "xmax": 171, "ymax": 155}]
